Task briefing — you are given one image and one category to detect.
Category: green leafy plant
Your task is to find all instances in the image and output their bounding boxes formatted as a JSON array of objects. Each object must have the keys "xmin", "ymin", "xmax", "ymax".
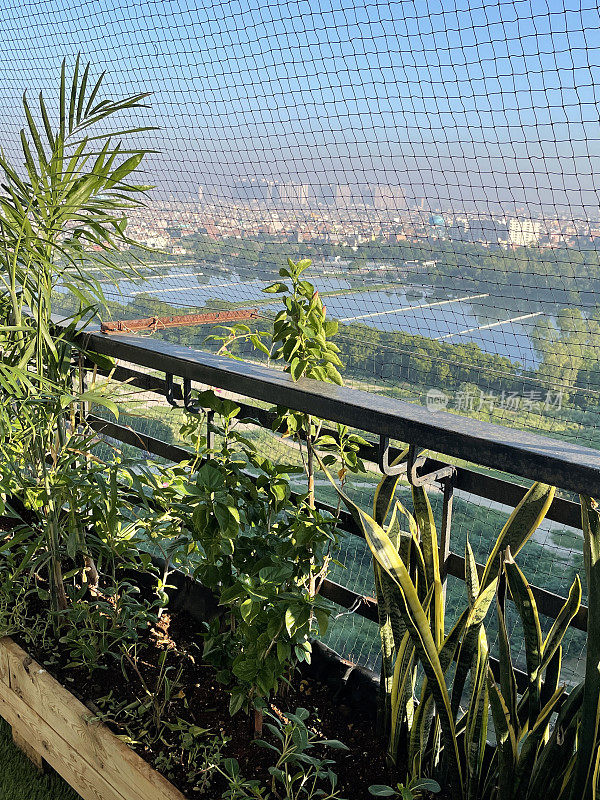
[
  {"xmin": 569, "ymin": 495, "xmax": 600, "ymax": 800},
  {"xmin": 369, "ymin": 777, "xmax": 441, "ymax": 798},
  {"xmin": 256, "ymin": 707, "xmax": 348, "ymax": 800},
  {"xmin": 146, "ymin": 392, "xmax": 338, "ymax": 736},
  {"xmin": 211, "ymin": 257, "xmax": 365, "ymax": 514},
  {"xmin": 154, "ymin": 722, "xmax": 230, "ymax": 793},
  {"xmin": 484, "ymin": 548, "xmax": 581, "ymax": 800},
  {"xmin": 217, "ymin": 708, "xmax": 348, "ymax": 800},
  {"xmin": 97, "ymin": 647, "xmax": 186, "ymax": 744},
  {"xmin": 265, "ymin": 258, "xmax": 342, "ymax": 505},
  {"xmin": 210, "ymin": 259, "xmax": 367, "ymax": 647},
  {"xmin": 56, "ymin": 580, "xmax": 157, "ymax": 675}
]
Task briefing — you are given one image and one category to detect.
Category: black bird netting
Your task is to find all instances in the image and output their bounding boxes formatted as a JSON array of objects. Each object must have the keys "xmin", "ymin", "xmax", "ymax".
[{"xmin": 1, "ymin": 0, "xmax": 597, "ymax": 673}]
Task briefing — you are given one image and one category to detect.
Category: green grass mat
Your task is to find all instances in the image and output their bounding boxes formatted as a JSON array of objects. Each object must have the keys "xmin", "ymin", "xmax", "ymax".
[{"xmin": 0, "ymin": 719, "xmax": 79, "ymax": 800}]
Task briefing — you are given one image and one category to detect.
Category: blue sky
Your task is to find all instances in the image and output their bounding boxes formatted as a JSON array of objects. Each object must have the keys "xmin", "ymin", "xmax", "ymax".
[{"xmin": 0, "ymin": 0, "xmax": 598, "ymax": 212}]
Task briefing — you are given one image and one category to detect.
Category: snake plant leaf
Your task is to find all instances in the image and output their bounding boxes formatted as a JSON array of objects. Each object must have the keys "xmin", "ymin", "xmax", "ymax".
[
  {"xmin": 374, "ymin": 503, "xmax": 411, "ymax": 728},
  {"xmin": 374, "ymin": 494, "xmax": 412, "ymax": 736},
  {"xmin": 480, "ymin": 482, "xmax": 555, "ymax": 592},
  {"xmin": 409, "ymin": 531, "xmax": 429, "ymax": 603},
  {"xmin": 570, "ymin": 495, "xmax": 600, "ymax": 800},
  {"xmin": 373, "ymin": 446, "xmax": 410, "ymax": 525},
  {"xmin": 541, "ymin": 575, "xmax": 581, "ymax": 670},
  {"xmin": 527, "ymin": 682, "xmax": 583, "ymax": 800},
  {"xmin": 451, "ymin": 578, "xmax": 497, "ymax": 718},
  {"xmin": 407, "ymin": 606, "xmax": 469, "ymax": 777},
  {"xmin": 453, "ymin": 483, "xmax": 554, "ymax": 722},
  {"xmin": 539, "ymin": 646, "xmax": 562, "ymax": 711},
  {"xmin": 407, "ymin": 605, "xmax": 470, "ymax": 770},
  {"xmin": 393, "ymin": 516, "xmax": 413, "ymax": 570},
  {"xmin": 505, "ymin": 554, "xmax": 543, "ymax": 728},
  {"xmin": 405, "ymin": 583, "xmax": 436, "ymax": 765},
  {"xmin": 389, "ymin": 630, "xmax": 416, "ymax": 764},
  {"xmin": 375, "ymin": 559, "xmax": 403, "ymax": 723},
  {"xmin": 411, "ymin": 484, "xmax": 439, "ymax": 586},
  {"xmin": 490, "ymin": 547, "xmax": 578, "ymax": 800},
  {"xmin": 386, "ymin": 501, "xmax": 401, "ymax": 550},
  {"xmin": 440, "ymin": 607, "xmax": 469, "ymax": 672},
  {"xmin": 465, "ymin": 539, "xmax": 480, "ymax": 609},
  {"xmin": 332, "ymin": 481, "xmax": 464, "ymax": 793},
  {"xmin": 408, "ymin": 685, "xmax": 435, "ymax": 778},
  {"xmin": 465, "ymin": 626, "xmax": 489, "ymax": 800},
  {"xmin": 488, "ymin": 670, "xmax": 518, "ymax": 799},
  {"xmin": 496, "ymin": 564, "xmax": 517, "ymax": 730},
  {"xmin": 412, "ymin": 484, "xmax": 444, "ymax": 646},
  {"xmin": 514, "ymin": 683, "xmax": 566, "ymax": 795},
  {"xmin": 392, "ymin": 499, "xmax": 419, "ymax": 541}
]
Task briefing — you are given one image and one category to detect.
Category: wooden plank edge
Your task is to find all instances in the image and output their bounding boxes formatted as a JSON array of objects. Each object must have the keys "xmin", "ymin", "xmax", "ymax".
[
  {"xmin": 0, "ymin": 684, "xmax": 125, "ymax": 800},
  {"xmin": 12, "ymin": 726, "xmax": 44, "ymax": 770},
  {"xmin": 0, "ymin": 636, "xmax": 186, "ymax": 800}
]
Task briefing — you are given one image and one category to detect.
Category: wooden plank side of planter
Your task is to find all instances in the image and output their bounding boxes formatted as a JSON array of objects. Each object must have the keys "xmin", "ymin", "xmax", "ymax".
[
  {"xmin": 12, "ymin": 728, "xmax": 44, "ymax": 770},
  {"xmin": 0, "ymin": 637, "xmax": 186, "ymax": 800},
  {"xmin": 0, "ymin": 678, "xmax": 123, "ymax": 800}
]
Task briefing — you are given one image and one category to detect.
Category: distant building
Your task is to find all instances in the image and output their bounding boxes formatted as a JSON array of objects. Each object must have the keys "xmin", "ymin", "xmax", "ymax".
[
  {"xmin": 508, "ymin": 218, "xmax": 541, "ymax": 247},
  {"xmin": 465, "ymin": 217, "xmax": 509, "ymax": 245},
  {"xmin": 144, "ymin": 234, "xmax": 169, "ymax": 248},
  {"xmin": 335, "ymin": 184, "xmax": 352, "ymax": 207},
  {"xmin": 278, "ymin": 182, "xmax": 309, "ymax": 207},
  {"xmin": 373, "ymin": 184, "xmax": 406, "ymax": 211},
  {"xmin": 298, "ymin": 184, "xmax": 309, "ymax": 207}
]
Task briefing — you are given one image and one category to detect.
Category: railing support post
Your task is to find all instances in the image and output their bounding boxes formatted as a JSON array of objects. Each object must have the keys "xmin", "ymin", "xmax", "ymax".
[
  {"xmin": 440, "ymin": 473, "xmax": 455, "ymax": 601},
  {"xmin": 206, "ymin": 409, "xmax": 215, "ymax": 451}
]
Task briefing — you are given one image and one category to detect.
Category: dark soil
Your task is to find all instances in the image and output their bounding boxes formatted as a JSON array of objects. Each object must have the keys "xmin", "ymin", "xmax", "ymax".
[{"xmin": 18, "ymin": 607, "xmax": 388, "ymax": 799}]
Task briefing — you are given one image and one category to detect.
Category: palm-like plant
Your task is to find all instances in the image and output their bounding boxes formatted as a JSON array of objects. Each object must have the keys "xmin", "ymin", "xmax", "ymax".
[{"xmin": 0, "ymin": 56, "xmax": 153, "ymax": 611}]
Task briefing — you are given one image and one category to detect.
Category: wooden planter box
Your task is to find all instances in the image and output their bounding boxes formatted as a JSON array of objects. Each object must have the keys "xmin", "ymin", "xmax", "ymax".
[{"xmin": 0, "ymin": 636, "xmax": 185, "ymax": 800}]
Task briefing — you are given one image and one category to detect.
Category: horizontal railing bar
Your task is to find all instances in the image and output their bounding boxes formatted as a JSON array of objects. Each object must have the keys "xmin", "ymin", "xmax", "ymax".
[
  {"xmin": 87, "ymin": 415, "xmax": 191, "ymax": 464},
  {"xmin": 319, "ymin": 579, "xmax": 379, "ymax": 624},
  {"xmin": 322, "ymin": 578, "xmax": 530, "ymax": 690},
  {"xmin": 96, "ymin": 362, "xmax": 584, "ymax": 533},
  {"xmin": 71, "ymin": 323, "xmax": 600, "ymax": 496},
  {"xmin": 96, "ymin": 363, "xmax": 279, "ymax": 429},
  {"xmin": 435, "ymin": 459, "xmax": 582, "ymax": 530}
]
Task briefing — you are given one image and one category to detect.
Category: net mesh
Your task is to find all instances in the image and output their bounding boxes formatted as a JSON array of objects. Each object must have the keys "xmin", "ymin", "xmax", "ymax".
[{"xmin": 1, "ymin": 0, "xmax": 595, "ymax": 670}]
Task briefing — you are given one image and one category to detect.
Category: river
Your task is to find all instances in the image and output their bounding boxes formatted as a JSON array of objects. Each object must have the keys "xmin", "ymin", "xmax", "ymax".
[{"xmin": 100, "ymin": 264, "xmax": 543, "ymax": 368}]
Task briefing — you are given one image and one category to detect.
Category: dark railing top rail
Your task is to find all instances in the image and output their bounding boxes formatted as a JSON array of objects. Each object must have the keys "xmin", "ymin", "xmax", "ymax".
[
  {"xmin": 77, "ymin": 324, "xmax": 600, "ymax": 497},
  {"xmin": 99, "ymin": 362, "xmax": 584, "ymax": 531}
]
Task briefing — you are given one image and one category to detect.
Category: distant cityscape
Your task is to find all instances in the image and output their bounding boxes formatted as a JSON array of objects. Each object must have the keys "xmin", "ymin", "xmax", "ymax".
[{"xmin": 126, "ymin": 179, "xmax": 600, "ymax": 256}]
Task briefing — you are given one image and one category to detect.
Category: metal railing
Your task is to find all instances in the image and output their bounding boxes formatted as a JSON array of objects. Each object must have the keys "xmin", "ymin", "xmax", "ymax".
[{"xmin": 69, "ymin": 323, "xmax": 599, "ymax": 678}]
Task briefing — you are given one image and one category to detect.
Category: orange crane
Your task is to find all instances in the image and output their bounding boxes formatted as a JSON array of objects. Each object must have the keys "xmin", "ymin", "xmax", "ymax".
[{"xmin": 100, "ymin": 307, "xmax": 259, "ymax": 334}]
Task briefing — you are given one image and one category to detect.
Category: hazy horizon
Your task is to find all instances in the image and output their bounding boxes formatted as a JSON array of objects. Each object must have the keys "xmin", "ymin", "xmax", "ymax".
[{"xmin": 0, "ymin": 0, "xmax": 599, "ymax": 217}]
